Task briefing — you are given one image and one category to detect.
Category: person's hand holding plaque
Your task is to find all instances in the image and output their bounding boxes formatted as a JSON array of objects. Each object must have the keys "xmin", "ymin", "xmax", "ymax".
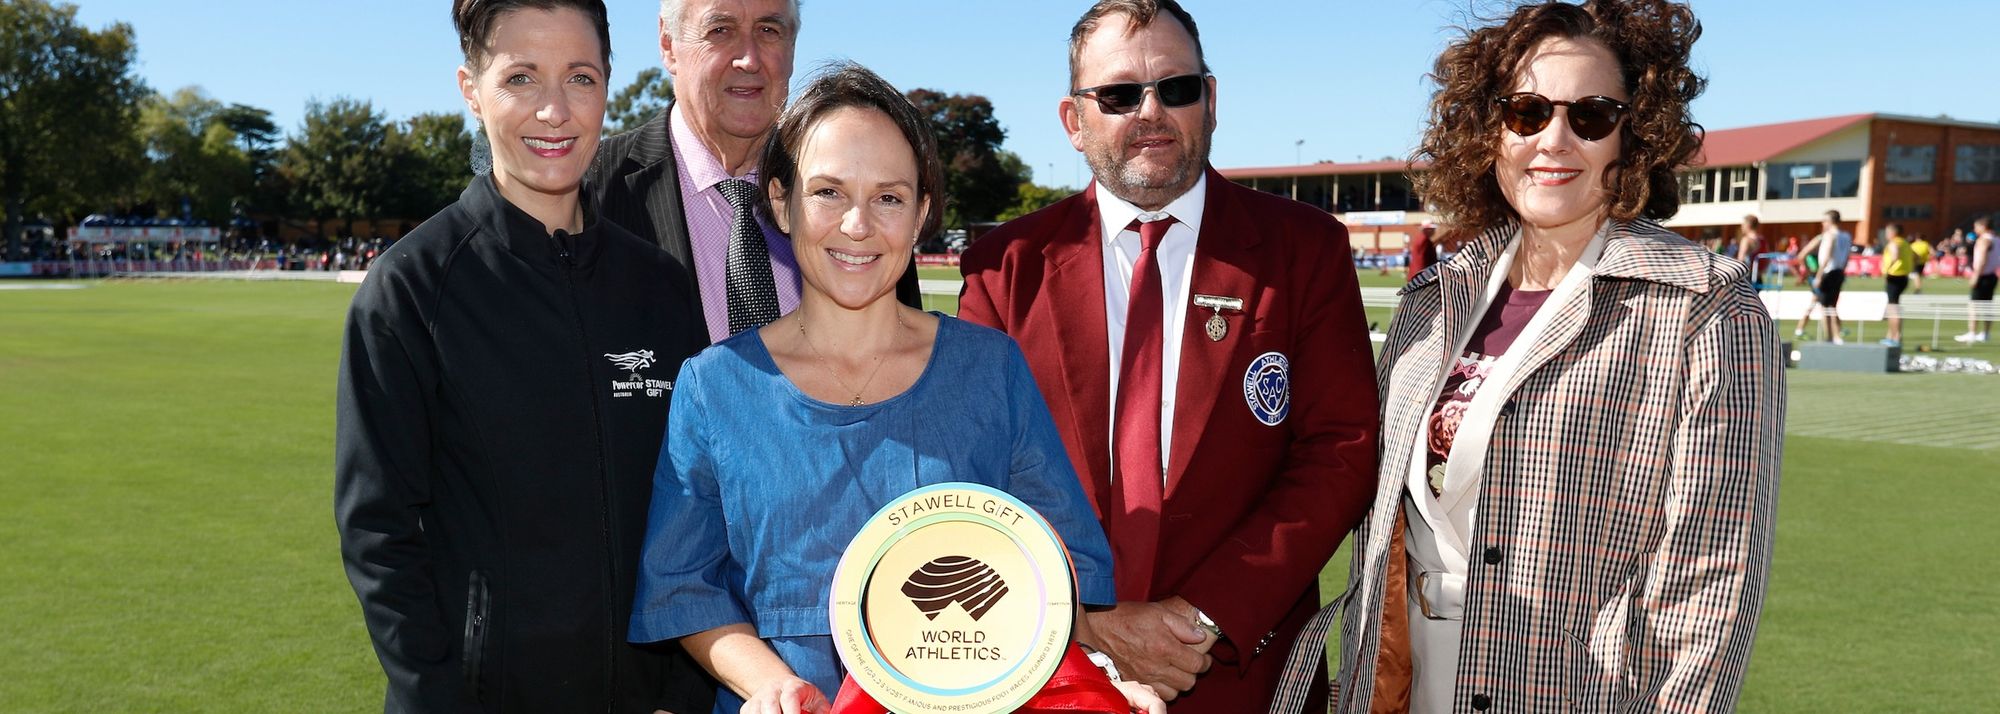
[
  {"xmin": 742, "ymin": 676, "xmax": 832, "ymax": 714},
  {"xmin": 1112, "ymin": 680, "xmax": 1167, "ymax": 714},
  {"xmin": 682, "ymin": 623, "xmax": 832, "ymax": 714},
  {"xmin": 1079, "ymin": 597, "xmax": 1216, "ymax": 699}
]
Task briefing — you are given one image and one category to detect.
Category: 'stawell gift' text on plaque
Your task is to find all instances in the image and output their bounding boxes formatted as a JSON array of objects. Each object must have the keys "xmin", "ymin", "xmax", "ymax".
[{"xmin": 829, "ymin": 483, "xmax": 1077, "ymax": 714}]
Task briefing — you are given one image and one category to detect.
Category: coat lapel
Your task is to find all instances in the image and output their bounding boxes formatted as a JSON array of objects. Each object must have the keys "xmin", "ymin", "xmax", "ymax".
[
  {"xmin": 1492, "ymin": 225, "xmax": 1623, "ymax": 401},
  {"xmin": 641, "ymin": 116, "xmax": 695, "ymax": 275},
  {"xmin": 1435, "ymin": 227, "xmax": 1513, "ymax": 391},
  {"xmin": 1165, "ymin": 173, "xmax": 1262, "ymax": 495},
  {"xmin": 1489, "ymin": 220, "xmax": 1711, "ymax": 405},
  {"xmin": 616, "ymin": 107, "xmax": 704, "ymax": 340},
  {"xmin": 1379, "ymin": 226, "xmax": 1510, "ymax": 554},
  {"xmin": 1388, "ymin": 227, "xmax": 1508, "ymax": 465},
  {"xmin": 1043, "ymin": 188, "xmax": 1115, "ymax": 512}
]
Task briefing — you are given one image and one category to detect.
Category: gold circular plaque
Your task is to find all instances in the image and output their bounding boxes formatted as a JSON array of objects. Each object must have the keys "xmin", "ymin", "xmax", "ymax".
[{"xmin": 829, "ymin": 483, "xmax": 1077, "ymax": 714}]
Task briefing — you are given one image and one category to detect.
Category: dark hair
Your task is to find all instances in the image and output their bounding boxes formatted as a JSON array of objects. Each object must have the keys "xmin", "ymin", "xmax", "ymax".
[
  {"xmin": 1068, "ymin": 0, "xmax": 1209, "ymax": 87},
  {"xmin": 759, "ymin": 62, "xmax": 945, "ymax": 242},
  {"xmin": 1413, "ymin": 0, "xmax": 1705, "ymax": 232},
  {"xmin": 454, "ymin": 0, "xmax": 612, "ymax": 72},
  {"xmin": 1885, "ymin": 222, "xmax": 1902, "ymax": 235},
  {"xmin": 1742, "ymin": 214, "xmax": 1760, "ymax": 229},
  {"xmin": 1824, "ymin": 209, "xmax": 1841, "ymax": 223}
]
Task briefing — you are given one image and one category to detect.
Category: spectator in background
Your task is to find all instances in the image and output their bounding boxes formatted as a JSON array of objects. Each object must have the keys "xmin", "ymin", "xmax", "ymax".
[
  {"xmin": 1881, "ymin": 223, "xmax": 1910, "ymax": 348},
  {"xmin": 1794, "ymin": 210, "xmax": 1853, "ymax": 344},
  {"xmin": 1407, "ymin": 220, "xmax": 1441, "ymax": 280},
  {"xmin": 1957, "ymin": 216, "xmax": 1996, "ymax": 344},
  {"xmin": 1735, "ymin": 213, "xmax": 1763, "ymax": 263},
  {"xmin": 1787, "ymin": 234, "xmax": 1812, "ymax": 286},
  {"xmin": 1945, "ymin": 228, "xmax": 1970, "ymax": 272},
  {"xmin": 1910, "ymin": 232, "xmax": 1932, "ymax": 293}
]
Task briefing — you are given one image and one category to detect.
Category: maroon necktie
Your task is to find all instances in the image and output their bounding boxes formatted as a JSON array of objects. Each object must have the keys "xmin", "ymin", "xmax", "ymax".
[{"xmin": 1110, "ymin": 216, "xmax": 1173, "ymax": 601}]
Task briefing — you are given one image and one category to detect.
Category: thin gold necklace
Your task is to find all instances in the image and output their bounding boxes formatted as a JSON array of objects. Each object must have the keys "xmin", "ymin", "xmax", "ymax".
[{"xmin": 796, "ymin": 310, "xmax": 902, "ymax": 406}]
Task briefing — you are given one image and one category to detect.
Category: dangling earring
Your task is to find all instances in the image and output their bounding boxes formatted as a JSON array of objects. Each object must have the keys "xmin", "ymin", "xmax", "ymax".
[{"xmin": 470, "ymin": 124, "xmax": 493, "ymax": 175}]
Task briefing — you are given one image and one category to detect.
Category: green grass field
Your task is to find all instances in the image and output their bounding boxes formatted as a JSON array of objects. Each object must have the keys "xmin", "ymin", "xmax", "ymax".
[{"xmin": 2, "ymin": 278, "xmax": 1995, "ymax": 711}]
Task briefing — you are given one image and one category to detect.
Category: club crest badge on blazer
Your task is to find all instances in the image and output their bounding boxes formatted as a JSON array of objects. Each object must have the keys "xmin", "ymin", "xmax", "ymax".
[{"xmin": 1244, "ymin": 351, "xmax": 1292, "ymax": 426}]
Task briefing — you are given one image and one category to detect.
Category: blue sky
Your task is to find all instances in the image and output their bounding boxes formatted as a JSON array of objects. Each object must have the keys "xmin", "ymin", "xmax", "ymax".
[{"xmin": 73, "ymin": 0, "xmax": 2000, "ymax": 189}]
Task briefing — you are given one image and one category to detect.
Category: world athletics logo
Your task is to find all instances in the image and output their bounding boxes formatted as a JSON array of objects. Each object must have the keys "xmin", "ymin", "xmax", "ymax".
[{"xmin": 901, "ymin": 555, "xmax": 1009, "ymax": 621}]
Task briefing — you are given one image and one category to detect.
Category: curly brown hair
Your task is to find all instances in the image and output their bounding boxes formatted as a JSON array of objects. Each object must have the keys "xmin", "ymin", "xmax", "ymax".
[{"xmin": 1412, "ymin": 0, "xmax": 1706, "ymax": 233}]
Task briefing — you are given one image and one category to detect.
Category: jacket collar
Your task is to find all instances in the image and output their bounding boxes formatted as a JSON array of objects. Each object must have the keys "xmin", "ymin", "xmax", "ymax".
[
  {"xmin": 625, "ymin": 104, "xmax": 676, "ymax": 171},
  {"xmin": 1046, "ymin": 167, "xmax": 1251, "ymax": 267},
  {"xmin": 461, "ymin": 173, "xmax": 606, "ymax": 267},
  {"xmin": 1594, "ymin": 219, "xmax": 1714, "ymax": 293},
  {"xmin": 1400, "ymin": 218, "xmax": 1712, "ymax": 295}
]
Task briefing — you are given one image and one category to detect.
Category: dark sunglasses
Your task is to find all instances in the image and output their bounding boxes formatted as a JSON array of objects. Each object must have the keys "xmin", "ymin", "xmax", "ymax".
[
  {"xmin": 1071, "ymin": 74, "xmax": 1208, "ymax": 115},
  {"xmin": 1494, "ymin": 92, "xmax": 1630, "ymax": 141}
]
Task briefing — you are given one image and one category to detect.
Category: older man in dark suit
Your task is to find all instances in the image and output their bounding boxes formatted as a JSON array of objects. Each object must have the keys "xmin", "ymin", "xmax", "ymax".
[{"xmin": 588, "ymin": 0, "xmax": 916, "ymax": 344}]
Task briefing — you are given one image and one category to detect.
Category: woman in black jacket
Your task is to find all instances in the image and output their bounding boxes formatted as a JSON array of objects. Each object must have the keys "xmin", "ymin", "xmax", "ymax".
[{"xmin": 334, "ymin": 1, "xmax": 708, "ymax": 711}]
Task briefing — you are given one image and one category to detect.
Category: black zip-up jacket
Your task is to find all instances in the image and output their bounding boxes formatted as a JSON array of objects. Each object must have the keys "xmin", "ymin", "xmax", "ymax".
[{"xmin": 335, "ymin": 175, "xmax": 712, "ymax": 713}]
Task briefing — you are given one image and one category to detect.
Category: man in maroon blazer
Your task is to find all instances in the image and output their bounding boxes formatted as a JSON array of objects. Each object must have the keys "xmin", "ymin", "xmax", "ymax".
[{"xmin": 957, "ymin": 1, "xmax": 1378, "ymax": 710}]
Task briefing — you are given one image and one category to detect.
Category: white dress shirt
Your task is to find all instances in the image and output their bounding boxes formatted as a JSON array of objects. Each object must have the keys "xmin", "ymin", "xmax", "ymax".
[{"xmin": 1096, "ymin": 174, "xmax": 1206, "ymax": 484}]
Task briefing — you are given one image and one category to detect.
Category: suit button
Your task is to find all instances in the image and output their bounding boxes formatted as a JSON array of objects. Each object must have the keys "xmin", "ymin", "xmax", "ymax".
[
  {"xmin": 1484, "ymin": 546, "xmax": 1503, "ymax": 565},
  {"xmin": 1472, "ymin": 693, "xmax": 1492, "ymax": 710}
]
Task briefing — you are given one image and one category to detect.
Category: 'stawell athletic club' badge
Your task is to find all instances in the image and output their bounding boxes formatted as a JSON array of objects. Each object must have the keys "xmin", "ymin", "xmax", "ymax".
[
  {"xmin": 830, "ymin": 483, "xmax": 1075, "ymax": 713},
  {"xmin": 604, "ymin": 349, "xmax": 671, "ymax": 399},
  {"xmin": 1243, "ymin": 351, "xmax": 1291, "ymax": 426}
]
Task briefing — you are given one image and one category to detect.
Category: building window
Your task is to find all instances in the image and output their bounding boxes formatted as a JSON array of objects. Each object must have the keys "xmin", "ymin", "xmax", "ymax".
[
  {"xmin": 1765, "ymin": 160, "xmax": 1862, "ymax": 200},
  {"xmin": 1958, "ymin": 145, "xmax": 2000, "ymax": 183},
  {"xmin": 1681, "ymin": 170, "xmax": 1708, "ymax": 204},
  {"xmin": 1883, "ymin": 205, "xmax": 1934, "ymax": 220},
  {"xmin": 1726, "ymin": 166, "xmax": 1758, "ymax": 202},
  {"xmin": 1377, "ymin": 173, "xmax": 1422, "ymax": 211},
  {"xmin": 1831, "ymin": 160, "xmax": 1861, "ymax": 197},
  {"xmin": 1765, "ymin": 165, "xmax": 1793, "ymax": 200},
  {"xmin": 1791, "ymin": 163, "xmax": 1830, "ymax": 199},
  {"xmin": 1886, "ymin": 145, "xmax": 1936, "ymax": 184}
]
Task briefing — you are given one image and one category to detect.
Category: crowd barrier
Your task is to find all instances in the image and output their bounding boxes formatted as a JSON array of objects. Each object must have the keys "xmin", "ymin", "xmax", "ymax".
[{"xmin": 1763, "ymin": 290, "xmax": 2000, "ymax": 347}]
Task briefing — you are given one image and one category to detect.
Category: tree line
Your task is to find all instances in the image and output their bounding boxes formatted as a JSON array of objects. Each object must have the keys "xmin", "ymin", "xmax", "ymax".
[{"xmin": 0, "ymin": 1, "xmax": 1067, "ymax": 260}]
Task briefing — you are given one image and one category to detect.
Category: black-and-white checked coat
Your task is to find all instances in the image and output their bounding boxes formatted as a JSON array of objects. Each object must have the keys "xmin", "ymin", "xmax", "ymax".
[{"xmin": 1333, "ymin": 219, "xmax": 1785, "ymax": 713}]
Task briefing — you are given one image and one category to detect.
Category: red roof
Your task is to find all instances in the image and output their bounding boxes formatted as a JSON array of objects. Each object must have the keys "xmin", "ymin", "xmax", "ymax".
[
  {"xmin": 1695, "ymin": 113, "xmax": 1873, "ymax": 167},
  {"xmin": 1221, "ymin": 159, "xmax": 1427, "ymax": 180}
]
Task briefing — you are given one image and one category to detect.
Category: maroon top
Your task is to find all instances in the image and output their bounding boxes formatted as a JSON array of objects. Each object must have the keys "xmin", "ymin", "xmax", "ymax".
[{"xmin": 1422, "ymin": 283, "xmax": 1554, "ymax": 495}]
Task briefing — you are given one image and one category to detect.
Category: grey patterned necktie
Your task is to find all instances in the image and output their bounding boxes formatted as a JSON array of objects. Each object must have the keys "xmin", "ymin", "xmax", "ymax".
[{"xmin": 717, "ymin": 178, "xmax": 780, "ymax": 334}]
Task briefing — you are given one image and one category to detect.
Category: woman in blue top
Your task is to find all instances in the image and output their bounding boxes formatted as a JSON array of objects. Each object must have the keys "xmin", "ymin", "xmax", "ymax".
[{"xmin": 630, "ymin": 63, "xmax": 1148, "ymax": 714}]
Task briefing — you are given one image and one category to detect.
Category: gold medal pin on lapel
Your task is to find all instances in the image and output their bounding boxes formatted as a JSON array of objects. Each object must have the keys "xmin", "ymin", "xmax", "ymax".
[{"xmin": 1191, "ymin": 294, "xmax": 1244, "ymax": 342}]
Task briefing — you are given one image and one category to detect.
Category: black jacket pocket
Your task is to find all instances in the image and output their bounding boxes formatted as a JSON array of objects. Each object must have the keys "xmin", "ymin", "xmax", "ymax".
[{"xmin": 461, "ymin": 570, "xmax": 492, "ymax": 702}]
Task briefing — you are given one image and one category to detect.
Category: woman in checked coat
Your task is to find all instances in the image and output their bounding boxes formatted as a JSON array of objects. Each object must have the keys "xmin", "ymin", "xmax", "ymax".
[{"xmin": 1332, "ymin": 1, "xmax": 1785, "ymax": 712}]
